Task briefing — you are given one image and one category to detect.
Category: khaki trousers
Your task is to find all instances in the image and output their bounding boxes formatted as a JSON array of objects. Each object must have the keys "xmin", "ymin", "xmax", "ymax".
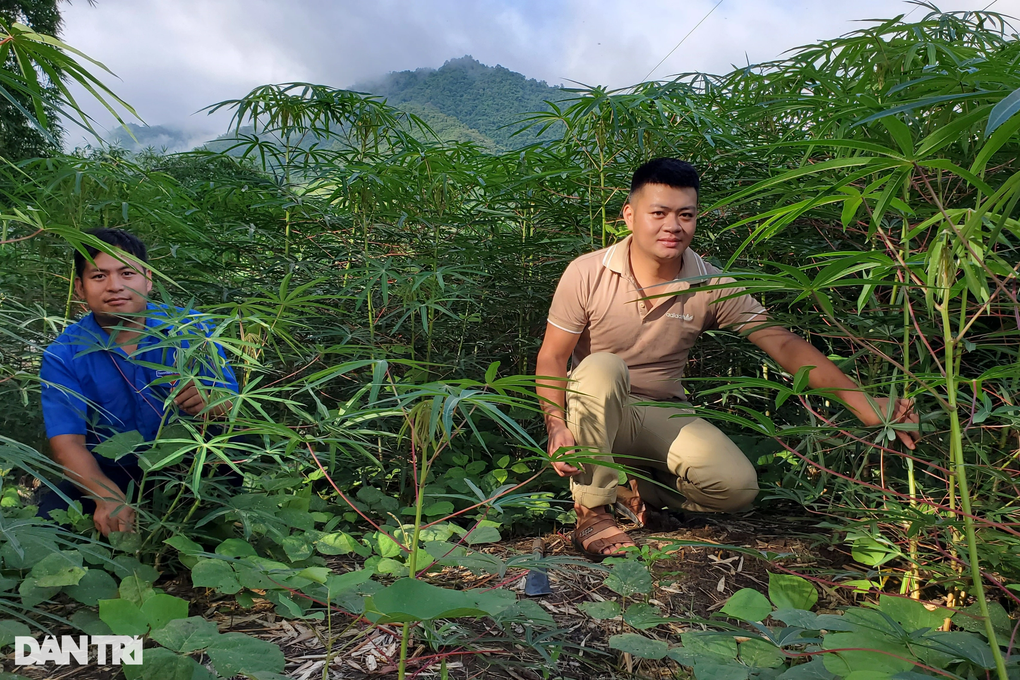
[{"xmin": 566, "ymin": 353, "xmax": 759, "ymax": 513}]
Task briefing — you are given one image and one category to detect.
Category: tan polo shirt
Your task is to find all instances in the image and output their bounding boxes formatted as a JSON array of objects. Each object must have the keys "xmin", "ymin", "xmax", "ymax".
[{"xmin": 547, "ymin": 236, "xmax": 767, "ymax": 402}]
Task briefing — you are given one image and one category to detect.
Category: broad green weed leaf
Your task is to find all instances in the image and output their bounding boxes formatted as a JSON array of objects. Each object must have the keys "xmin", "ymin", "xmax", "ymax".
[
  {"xmin": 604, "ymin": 560, "xmax": 652, "ymax": 597},
  {"xmin": 191, "ymin": 559, "xmax": 242, "ymax": 594},
  {"xmin": 578, "ymin": 600, "xmax": 621, "ymax": 620},
  {"xmin": 29, "ymin": 550, "xmax": 85, "ymax": 588},
  {"xmin": 464, "ymin": 525, "xmax": 501, "ymax": 545},
  {"xmin": 608, "ymin": 633, "xmax": 669, "ymax": 660},
  {"xmin": 372, "ymin": 531, "xmax": 403, "ymax": 557},
  {"xmin": 623, "ymin": 602, "xmax": 668, "ymax": 630},
  {"xmin": 326, "ymin": 570, "xmax": 373, "ymax": 596},
  {"xmin": 19, "ymin": 578, "xmax": 59, "ymax": 608},
  {"xmin": 821, "ymin": 632, "xmax": 913, "ymax": 676},
  {"xmin": 140, "ymin": 594, "xmax": 189, "ymax": 631},
  {"xmin": 0, "ymin": 620, "xmax": 30, "ymax": 648},
  {"xmin": 163, "ymin": 536, "xmax": 203, "ymax": 555},
  {"xmin": 739, "ymin": 638, "xmax": 785, "ymax": 668},
  {"xmin": 207, "ymin": 632, "xmax": 284, "ymax": 677},
  {"xmin": 681, "ymin": 632, "xmax": 739, "ymax": 662},
  {"xmin": 119, "ymin": 575, "xmax": 155, "ymax": 607},
  {"xmin": 771, "ymin": 608, "xmax": 819, "ymax": 629},
  {"xmin": 722, "ymin": 588, "xmax": 773, "ymax": 622},
  {"xmin": 69, "ymin": 610, "xmax": 112, "ymax": 636},
  {"xmin": 296, "ymin": 567, "xmax": 330, "ymax": 584},
  {"xmin": 215, "ymin": 538, "xmax": 257, "ymax": 557},
  {"xmin": 99, "ymin": 598, "xmax": 150, "ymax": 635},
  {"xmin": 367, "ymin": 579, "xmax": 514, "ymax": 623},
  {"xmin": 918, "ymin": 631, "xmax": 996, "ymax": 669},
  {"xmin": 149, "ymin": 616, "xmax": 220, "ymax": 653},
  {"xmin": 373, "ymin": 557, "xmax": 408, "ymax": 576},
  {"xmin": 280, "ymin": 534, "xmax": 313, "ymax": 562},
  {"xmin": 124, "ymin": 646, "xmax": 216, "ymax": 680},
  {"xmin": 109, "ymin": 531, "xmax": 142, "ymax": 553},
  {"xmin": 423, "ymin": 501, "xmax": 454, "ymax": 517},
  {"xmin": 316, "ymin": 532, "xmax": 371, "ymax": 557},
  {"xmin": 692, "ymin": 662, "xmax": 750, "ymax": 680},
  {"xmin": 768, "ymin": 573, "xmax": 818, "ymax": 611},
  {"xmin": 955, "ymin": 601, "xmax": 1012, "ymax": 640},
  {"xmin": 65, "ymin": 568, "xmax": 118, "ymax": 606},
  {"xmin": 878, "ymin": 595, "xmax": 949, "ymax": 631},
  {"xmin": 776, "ymin": 659, "xmax": 835, "ymax": 680}
]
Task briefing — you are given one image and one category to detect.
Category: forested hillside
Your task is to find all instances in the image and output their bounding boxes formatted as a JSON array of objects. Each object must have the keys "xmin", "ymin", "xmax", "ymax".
[{"xmin": 356, "ymin": 55, "xmax": 565, "ymax": 149}]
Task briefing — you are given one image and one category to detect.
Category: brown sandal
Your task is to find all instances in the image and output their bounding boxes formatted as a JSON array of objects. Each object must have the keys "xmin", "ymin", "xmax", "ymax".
[
  {"xmin": 572, "ymin": 513, "xmax": 635, "ymax": 563},
  {"xmin": 614, "ymin": 479, "xmax": 647, "ymax": 527}
]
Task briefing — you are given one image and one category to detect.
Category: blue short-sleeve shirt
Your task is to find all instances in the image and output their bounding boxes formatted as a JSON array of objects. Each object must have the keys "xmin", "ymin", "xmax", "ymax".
[{"xmin": 40, "ymin": 303, "xmax": 239, "ymax": 450}]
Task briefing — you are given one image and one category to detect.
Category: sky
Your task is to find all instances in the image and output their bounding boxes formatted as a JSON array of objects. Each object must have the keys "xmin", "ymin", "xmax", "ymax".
[{"xmin": 59, "ymin": 0, "xmax": 1019, "ymax": 148}]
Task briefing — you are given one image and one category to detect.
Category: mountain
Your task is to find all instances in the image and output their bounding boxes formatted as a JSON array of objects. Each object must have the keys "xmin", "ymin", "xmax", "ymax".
[
  {"xmin": 107, "ymin": 57, "xmax": 565, "ymax": 155},
  {"xmin": 356, "ymin": 56, "xmax": 566, "ymax": 150}
]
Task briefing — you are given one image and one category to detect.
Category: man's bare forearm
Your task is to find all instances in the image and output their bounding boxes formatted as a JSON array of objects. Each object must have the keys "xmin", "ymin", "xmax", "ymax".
[
  {"xmin": 50, "ymin": 437, "xmax": 126, "ymax": 502},
  {"xmin": 535, "ymin": 351, "xmax": 569, "ymax": 432}
]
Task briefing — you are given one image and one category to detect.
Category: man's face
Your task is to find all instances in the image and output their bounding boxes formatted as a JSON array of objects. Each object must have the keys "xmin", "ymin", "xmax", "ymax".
[
  {"xmin": 623, "ymin": 183, "xmax": 698, "ymax": 266},
  {"xmin": 74, "ymin": 251, "xmax": 152, "ymax": 320}
]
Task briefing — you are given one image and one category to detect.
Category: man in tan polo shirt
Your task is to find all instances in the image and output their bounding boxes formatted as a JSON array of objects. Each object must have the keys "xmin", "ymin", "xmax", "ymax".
[{"xmin": 536, "ymin": 157, "xmax": 919, "ymax": 560}]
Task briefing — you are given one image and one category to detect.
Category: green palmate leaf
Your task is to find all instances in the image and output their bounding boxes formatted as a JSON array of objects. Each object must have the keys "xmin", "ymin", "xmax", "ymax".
[
  {"xmin": 191, "ymin": 559, "xmax": 242, "ymax": 594},
  {"xmin": 0, "ymin": 620, "xmax": 31, "ymax": 648},
  {"xmin": 93, "ymin": 430, "xmax": 144, "ymax": 460},
  {"xmin": 366, "ymin": 578, "xmax": 515, "ymax": 623},
  {"xmin": 986, "ymin": 86, "xmax": 1020, "ymax": 136},
  {"xmin": 878, "ymin": 595, "xmax": 950, "ymax": 631},
  {"xmin": 608, "ymin": 633, "xmax": 669, "ymax": 660},
  {"xmin": 768, "ymin": 573, "xmax": 818, "ymax": 612},
  {"xmin": 149, "ymin": 617, "xmax": 221, "ymax": 654},
  {"xmin": 722, "ymin": 588, "xmax": 773, "ymax": 622},
  {"xmin": 604, "ymin": 559, "xmax": 652, "ymax": 597},
  {"xmin": 623, "ymin": 602, "xmax": 668, "ymax": 630},
  {"xmin": 140, "ymin": 594, "xmax": 189, "ymax": 631},
  {"xmin": 65, "ymin": 568, "xmax": 118, "ymax": 606},
  {"xmin": 119, "ymin": 575, "xmax": 155, "ymax": 607},
  {"xmin": 578, "ymin": 600, "xmax": 621, "ymax": 620},
  {"xmin": 98, "ymin": 598, "xmax": 150, "ymax": 636},
  {"xmin": 206, "ymin": 633, "xmax": 285, "ymax": 677}
]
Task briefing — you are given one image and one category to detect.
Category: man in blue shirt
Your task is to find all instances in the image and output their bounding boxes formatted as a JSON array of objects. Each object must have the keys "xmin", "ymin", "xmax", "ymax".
[{"xmin": 38, "ymin": 228, "xmax": 238, "ymax": 536}]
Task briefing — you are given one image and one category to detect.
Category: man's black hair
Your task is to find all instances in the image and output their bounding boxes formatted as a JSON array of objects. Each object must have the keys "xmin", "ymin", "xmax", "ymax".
[
  {"xmin": 74, "ymin": 228, "xmax": 148, "ymax": 279},
  {"xmin": 630, "ymin": 158, "xmax": 700, "ymax": 197}
]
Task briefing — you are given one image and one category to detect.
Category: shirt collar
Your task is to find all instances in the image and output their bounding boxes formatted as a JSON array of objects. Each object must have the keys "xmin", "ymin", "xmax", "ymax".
[
  {"xmin": 603, "ymin": 235, "xmax": 711, "ymax": 294},
  {"xmin": 77, "ymin": 302, "xmax": 162, "ymax": 347}
]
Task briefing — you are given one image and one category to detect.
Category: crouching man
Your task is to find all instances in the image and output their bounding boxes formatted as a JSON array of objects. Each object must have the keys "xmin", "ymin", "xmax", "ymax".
[
  {"xmin": 535, "ymin": 158, "xmax": 919, "ymax": 560},
  {"xmin": 38, "ymin": 228, "xmax": 238, "ymax": 536}
]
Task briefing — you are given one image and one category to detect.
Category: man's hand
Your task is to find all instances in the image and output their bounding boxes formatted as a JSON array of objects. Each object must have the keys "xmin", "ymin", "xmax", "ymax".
[
  {"xmin": 548, "ymin": 423, "xmax": 582, "ymax": 477},
  {"xmin": 174, "ymin": 381, "xmax": 228, "ymax": 417},
  {"xmin": 856, "ymin": 396, "xmax": 920, "ymax": 450},
  {"xmin": 93, "ymin": 498, "xmax": 135, "ymax": 536}
]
